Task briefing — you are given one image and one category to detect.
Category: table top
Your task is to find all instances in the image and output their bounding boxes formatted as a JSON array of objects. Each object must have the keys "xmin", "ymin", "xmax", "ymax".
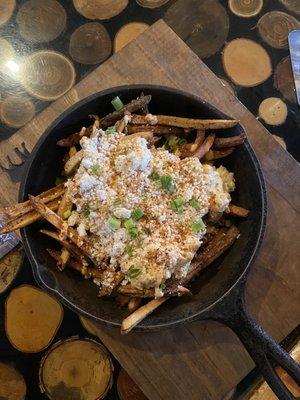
[{"xmin": 0, "ymin": 2, "xmax": 299, "ymax": 400}]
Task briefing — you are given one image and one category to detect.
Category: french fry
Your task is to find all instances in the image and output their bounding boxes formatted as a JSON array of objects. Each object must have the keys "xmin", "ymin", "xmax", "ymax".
[
  {"xmin": 64, "ymin": 150, "xmax": 83, "ymax": 175},
  {"xmin": 29, "ymin": 195, "xmax": 96, "ymax": 264},
  {"xmin": 213, "ymin": 133, "xmax": 246, "ymax": 149},
  {"xmin": 130, "ymin": 114, "xmax": 238, "ymax": 130},
  {"xmin": 121, "ymin": 298, "xmax": 167, "ymax": 334},
  {"xmin": 69, "ymin": 146, "xmax": 77, "ymax": 157},
  {"xmin": 57, "ymin": 126, "xmax": 92, "ymax": 147},
  {"xmin": 128, "ymin": 297, "xmax": 142, "ymax": 313},
  {"xmin": 40, "ymin": 229, "xmax": 88, "ymax": 264},
  {"xmin": 0, "ymin": 199, "xmax": 60, "ymax": 235},
  {"xmin": 0, "ymin": 184, "xmax": 64, "ymax": 219},
  {"xmin": 117, "ymin": 285, "xmax": 154, "ymax": 298},
  {"xmin": 226, "ymin": 204, "xmax": 249, "ymax": 218},
  {"xmin": 204, "ymin": 147, "xmax": 234, "ymax": 161},
  {"xmin": 59, "ymin": 248, "xmax": 71, "ymax": 270},
  {"xmin": 121, "ymin": 226, "xmax": 240, "ymax": 333},
  {"xmin": 194, "ymin": 133, "xmax": 215, "ymax": 159},
  {"xmin": 116, "ymin": 294, "xmax": 131, "ymax": 307},
  {"xmin": 120, "ymin": 131, "xmax": 154, "ymax": 142},
  {"xmin": 127, "ymin": 124, "xmax": 188, "ymax": 136}
]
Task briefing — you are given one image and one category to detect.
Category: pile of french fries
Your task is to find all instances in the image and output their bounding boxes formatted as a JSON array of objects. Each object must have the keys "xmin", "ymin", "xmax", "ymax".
[{"xmin": 0, "ymin": 93, "xmax": 249, "ymax": 334}]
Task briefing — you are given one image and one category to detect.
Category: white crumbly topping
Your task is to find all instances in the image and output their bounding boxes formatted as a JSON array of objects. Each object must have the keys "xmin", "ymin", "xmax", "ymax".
[{"xmin": 66, "ymin": 128, "xmax": 235, "ymax": 292}]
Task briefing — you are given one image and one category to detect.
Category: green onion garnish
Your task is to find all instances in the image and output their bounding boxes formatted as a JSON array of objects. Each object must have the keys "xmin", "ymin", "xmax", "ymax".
[
  {"xmin": 63, "ymin": 210, "xmax": 72, "ymax": 219},
  {"xmin": 113, "ymin": 198, "xmax": 122, "ymax": 207},
  {"xmin": 108, "ymin": 217, "xmax": 121, "ymax": 230},
  {"xmin": 132, "ymin": 208, "xmax": 144, "ymax": 220},
  {"xmin": 150, "ymin": 171, "xmax": 160, "ymax": 181},
  {"xmin": 124, "ymin": 218, "xmax": 135, "ymax": 230},
  {"xmin": 166, "ymin": 135, "xmax": 187, "ymax": 150},
  {"xmin": 170, "ymin": 197, "xmax": 185, "ymax": 214},
  {"xmin": 129, "ymin": 227, "xmax": 139, "ymax": 239},
  {"xmin": 125, "ymin": 245, "xmax": 133, "ymax": 257},
  {"xmin": 159, "ymin": 283, "xmax": 166, "ymax": 290},
  {"xmin": 127, "ymin": 265, "xmax": 141, "ymax": 279},
  {"xmin": 82, "ymin": 205, "xmax": 90, "ymax": 218},
  {"xmin": 160, "ymin": 174, "xmax": 176, "ymax": 193},
  {"xmin": 91, "ymin": 164, "xmax": 102, "ymax": 176},
  {"xmin": 111, "ymin": 96, "xmax": 124, "ymax": 111},
  {"xmin": 191, "ymin": 218, "xmax": 206, "ymax": 233},
  {"xmin": 189, "ymin": 198, "xmax": 200, "ymax": 210},
  {"xmin": 106, "ymin": 126, "xmax": 116, "ymax": 135}
]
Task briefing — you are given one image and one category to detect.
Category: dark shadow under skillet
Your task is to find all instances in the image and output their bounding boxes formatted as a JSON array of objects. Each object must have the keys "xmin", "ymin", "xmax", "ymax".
[{"xmin": 20, "ymin": 85, "xmax": 300, "ymax": 399}]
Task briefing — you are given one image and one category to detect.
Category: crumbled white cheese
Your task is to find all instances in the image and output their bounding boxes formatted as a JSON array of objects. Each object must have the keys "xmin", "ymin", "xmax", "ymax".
[
  {"xmin": 113, "ymin": 207, "xmax": 131, "ymax": 219},
  {"xmin": 77, "ymin": 223, "xmax": 86, "ymax": 237}
]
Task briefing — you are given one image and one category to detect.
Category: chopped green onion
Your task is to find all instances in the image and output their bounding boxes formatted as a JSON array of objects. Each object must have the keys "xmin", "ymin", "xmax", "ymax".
[
  {"xmin": 132, "ymin": 208, "xmax": 144, "ymax": 220},
  {"xmin": 166, "ymin": 135, "xmax": 187, "ymax": 150},
  {"xmin": 124, "ymin": 218, "xmax": 135, "ymax": 230},
  {"xmin": 189, "ymin": 198, "xmax": 200, "ymax": 210},
  {"xmin": 111, "ymin": 96, "xmax": 124, "ymax": 111},
  {"xmin": 91, "ymin": 164, "xmax": 102, "ymax": 176},
  {"xmin": 129, "ymin": 227, "xmax": 139, "ymax": 239},
  {"xmin": 125, "ymin": 245, "xmax": 133, "ymax": 257},
  {"xmin": 159, "ymin": 283, "xmax": 166, "ymax": 290},
  {"xmin": 127, "ymin": 265, "xmax": 141, "ymax": 279},
  {"xmin": 63, "ymin": 210, "xmax": 72, "ymax": 219},
  {"xmin": 82, "ymin": 205, "xmax": 90, "ymax": 218},
  {"xmin": 108, "ymin": 217, "xmax": 121, "ymax": 230},
  {"xmin": 106, "ymin": 126, "xmax": 116, "ymax": 135},
  {"xmin": 160, "ymin": 174, "xmax": 176, "ymax": 193},
  {"xmin": 191, "ymin": 218, "xmax": 206, "ymax": 233},
  {"xmin": 55, "ymin": 176, "xmax": 65, "ymax": 185},
  {"xmin": 113, "ymin": 198, "xmax": 122, "ymax": 207},
  {"xmin": 150, "ymin": 171, "xmax": 160, "ymax": 181},
  {"xmin": 170, "ymin": 197, "xmax": 185, "ymax": 214}
]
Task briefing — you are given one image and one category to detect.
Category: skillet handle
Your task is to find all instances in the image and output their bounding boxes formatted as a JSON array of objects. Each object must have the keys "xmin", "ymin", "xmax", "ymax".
[{"xmin": 207, "ymin": 288, "xmax": 300, "ymax": 400}]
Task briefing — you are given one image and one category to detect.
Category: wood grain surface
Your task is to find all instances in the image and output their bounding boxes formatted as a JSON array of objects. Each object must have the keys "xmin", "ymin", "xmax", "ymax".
[{"xmin": 0, "ymin": 20, "xmax": 299, "ymax": 400}]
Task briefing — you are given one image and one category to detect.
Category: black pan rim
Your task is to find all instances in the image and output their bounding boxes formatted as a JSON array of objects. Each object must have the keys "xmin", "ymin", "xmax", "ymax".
[{"xmin": 20, "ymin": 84, "xmax": 267, "ymax": 330}]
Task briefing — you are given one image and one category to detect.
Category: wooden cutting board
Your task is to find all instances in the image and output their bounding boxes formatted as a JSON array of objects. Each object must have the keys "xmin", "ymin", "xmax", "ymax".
[{"xmin": 0, "ymin": 20, "xmax": 299, "ymax": 400}]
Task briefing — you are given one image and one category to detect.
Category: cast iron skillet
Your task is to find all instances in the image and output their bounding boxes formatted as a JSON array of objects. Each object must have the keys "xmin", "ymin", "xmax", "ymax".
[{"xmin": 20, "ymin": 85, "xmax": 300, "ymax": 399}]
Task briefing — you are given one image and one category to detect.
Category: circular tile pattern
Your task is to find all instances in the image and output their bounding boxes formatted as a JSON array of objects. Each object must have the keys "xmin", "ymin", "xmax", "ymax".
[
  {"xmin": 39, "ymin": 337, "xmax": 113, "ymax": 400},
  {"xmin": 73, "ymin": 0, "xmax": 128, "ymax": 20},
  {"xmin": 136, "ymin": 0, "xmax": 169, "ymax": 8},
  {"xmin": 228, "ymin": 0, "xmax": 263, "ymax": 18},
  {"xmin": 0, "ymin": 37, "xmax": 15, "ymax": 73},
  {"xmin": 278, "ymin": 0, "xmax": 300, "ymax": 15},
  {"xmin": 258, "ymin": 97, "xmax": 288, "ymax": 126},
  {"xmin": 274, "ymin": 56, "xmax": 297, "ymax": 103},
  {"xmin": 257, "ymin": 11, "xmax": 300, "ymax": 49},
  {"xmin": 16, "ymin": 0, "xmax": 67, "ymax": 43},
  {"xmin": 164, "ymin": 0, "xmax": 229, "ymax": 59},
  {"xmin": 0, "ymin": 95, "xmax": 35, "ymax": 128},
  {"xmin": 69, "ymin": 22, "xmax": 112, "ymax": 65},
  {"xmin": 114, "ymin": 22, "xmax": 149, "ymax": 52},
  {"xmin": 222, "ymin": 38, "xmax": 272, "ymax": 87},
  {"xmin": 0, "ymin": 361, "xmax": 26, "ymax": 400},
  {"xmin": 20, "ymin": 50, "xmax": 76, "ymax": 101},
  {"xmin": 0, "ymin": 0, "xmax": 15, "ymax": 27}
]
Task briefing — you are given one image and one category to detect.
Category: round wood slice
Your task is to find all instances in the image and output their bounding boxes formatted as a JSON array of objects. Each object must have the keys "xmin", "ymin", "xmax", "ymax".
[
  {"xmin": 79, "ymin": 315, "xmax": 99, "ymax": 336},
  {"xmin": 114, "ymin": 22, "xmax": 149, "ymax": 52},
  {"xmin": 0, "ymin": 0, "xmax": 15, "ymax": 27},
  {"xmin": 0, "ymin": 247, "xmax": 23, "ymax": 294},
  {"xmin": 273, "ymin": 135, "xmax": 287, "ymax": 150},
  {"xmin": 0, "ymin": 95, "xmax": 35, "ymax": 128},
  {"xmin": 5, "ymin": 284, "xmax": 64, "ymax": 353},
  {"xmin": 164, "ymin": 0, "xmax": 229, "ymax": 59},
  {"xmin": 257, "ymin": 11, "xmax": 300, "ymax": 49},
  {"xmin": 228, "ymin": 0, "xmax": 263, "ymax": 18},
  {"xmin": 39, "ymin": 337, "xmax": 114, "ymax": 400},
  {"xmin": 274, "ymin": 56, "xmax": 297, "ymax": 103},
  {"xmin": 258, "ymin": 97, "xmax": 288, "ymax": 126},
  {"xmin": 16, "ymin": 0, "xmax": 66, "ymax": 43},
  {"xmin": 136, "ymin": 0, "xmax": 169, "ymax": 8},
  {"xmin": 0, "ymin": 361, "xmax": 27, "ymax": 400},
  {"xmin": 0, "ymin": 37, "xmax": 15, "ymax": 73},
  {"xmin": 278, "ymin": 0, "xmax": 300, "ymax": 15},
  {"xmin": 73, "ymin": 0, "xmax": 128, "ymax": 20},
  {"xmin": 20, "ymin": 50, "xmax": 76, "ymax": 101},
  {"xmin": 117, "ymin": 369, "xmax": 148, "ymax": 400},
  {"xmin": 69, "ymin": 22, "xmax": 111, "ymax": 65},
  {"xmin": 222, "ymin": 38, "xmax": 272, "ymax": 87}
]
